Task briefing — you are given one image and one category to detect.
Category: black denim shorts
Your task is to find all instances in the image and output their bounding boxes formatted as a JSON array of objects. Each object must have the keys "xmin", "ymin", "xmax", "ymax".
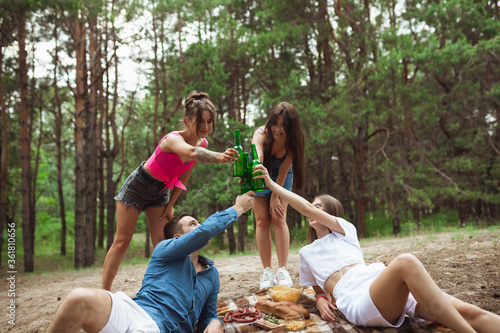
[{"xmin": 114, "ymin": 162, "xmax": 171, "ymax": 212}]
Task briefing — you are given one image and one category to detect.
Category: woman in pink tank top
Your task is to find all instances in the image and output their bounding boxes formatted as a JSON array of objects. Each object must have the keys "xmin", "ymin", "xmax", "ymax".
[{"xmin": 102, "ymin": 91, "xmax": 239, "ymax": 291}]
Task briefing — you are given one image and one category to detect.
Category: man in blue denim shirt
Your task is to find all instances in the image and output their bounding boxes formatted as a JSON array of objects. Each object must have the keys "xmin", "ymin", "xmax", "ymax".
[{"xmin": 45, "ymin": 192, "xmax": 255, "ymax": 333}]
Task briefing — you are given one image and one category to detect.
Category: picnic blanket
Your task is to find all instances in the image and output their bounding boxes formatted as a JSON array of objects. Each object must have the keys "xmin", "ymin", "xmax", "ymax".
[{"xmin": 217, "ymin": 287, "xmax": 452, "ymax": 332}]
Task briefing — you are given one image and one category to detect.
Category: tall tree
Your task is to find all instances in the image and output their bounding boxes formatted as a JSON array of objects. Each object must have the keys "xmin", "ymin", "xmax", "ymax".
[
  {"xmin": 50, "ymin": 18, "xmax": 68, "ymax": 255},
  {"xmin": 66, "ymin": 11, "xmax": 88, "ymax": 268},
  {"xmin": 0, "ymin": 15, "xmax": 14, "ymax": 267},
  {"xmin": 84, "ymin": 15, "xmax": 100, "ymax": 266},
  {"xmin": 16, "ymin": 8, "xmax": 35, "ymax": 272}
]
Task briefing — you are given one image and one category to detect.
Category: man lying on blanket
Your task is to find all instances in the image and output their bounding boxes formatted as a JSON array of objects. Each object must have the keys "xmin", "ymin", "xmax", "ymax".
[{"xmin": 45, "ymin": 192, "xmax": 255, "ymax": 333}]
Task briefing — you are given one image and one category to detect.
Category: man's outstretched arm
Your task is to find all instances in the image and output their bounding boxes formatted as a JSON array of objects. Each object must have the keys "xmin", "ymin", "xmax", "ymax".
[{"xmin": 154, "ymin": 192, "xmax": 255, "ymax": 260}]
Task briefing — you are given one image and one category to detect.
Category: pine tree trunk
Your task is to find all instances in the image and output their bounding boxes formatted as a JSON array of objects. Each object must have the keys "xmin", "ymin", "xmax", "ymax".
[
  {"xmin": 227, "ymin": 224, "xmax": 236, "ymax": 255},
  {"xmin": 353, "ymin": 126, "xmax": 367, "ymax": 238},
  {"xmin": 97, "ymin": 28, "xmax": 105, "ymax": 249},
  {"xmin": 237, "ymin": 214, "xmax": 247, "ymax": 252},
  {"xmin": 0, "ymin": 23, "xmax": 8, "ymax": 266},
  {"xmin": 83, "ymin": 17, "xmax": 99, "ymax": 267},
  {"xmin": 104, "ymin": 47, "xmax": 130, "ymax": 251},
  {"xmin": 106, "ymin": 155, "xmax": 116, "ymax": 250},
  {"xmin": 73, "ymin": 15, "xmax": 87, "ymax": 269},
  {"xmin": 17, "ymin": 11, "xmax": 34, "ymax": 272},
  {"xmin": 335, "ymin": 143, "xmax": 355, "ymax": 219},
  {"xmin": 52, "ymin": 23, "xmax": 67, "ymax": 256},
  {"xmin": 98, "ymin": 153, "xmax": 105, "ymax": 248},
  {"xmin": 317, "ymin": 0, "xmax": 335, "ymax": 92},
  {"xmin": 388, "ymin": 190, "xmax": 400, "ymax": 235}
]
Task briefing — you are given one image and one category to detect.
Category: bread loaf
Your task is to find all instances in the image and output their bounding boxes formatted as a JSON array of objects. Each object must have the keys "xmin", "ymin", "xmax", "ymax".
[{"xmin": 255, "ymin": 299, "xmax": 309, "ymax": 319}]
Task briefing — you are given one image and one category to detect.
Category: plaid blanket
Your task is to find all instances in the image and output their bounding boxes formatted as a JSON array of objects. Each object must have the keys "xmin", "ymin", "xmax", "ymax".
[{"xmin": 217, "ymin": 287, "xmax": 452, "ymax": 332}]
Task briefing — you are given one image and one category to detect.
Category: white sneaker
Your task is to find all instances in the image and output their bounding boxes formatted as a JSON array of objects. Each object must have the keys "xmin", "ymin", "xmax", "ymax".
[
  {"xmin": 260, "ymin": 267, "xmax": 276, "ymax": 290},
  {"xmin": 276, "ymin": 267, "xmax": 293, "ymax": 287}
]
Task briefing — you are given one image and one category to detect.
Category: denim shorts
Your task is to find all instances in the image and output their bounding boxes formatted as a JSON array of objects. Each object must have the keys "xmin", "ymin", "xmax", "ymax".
[
  {"xmin": 255, "ymin": 161, "xmax": 293, "ymax": 197},
  {"xmin": 114, "ymin": 162, "xmax": 171, "ymax": 212}
]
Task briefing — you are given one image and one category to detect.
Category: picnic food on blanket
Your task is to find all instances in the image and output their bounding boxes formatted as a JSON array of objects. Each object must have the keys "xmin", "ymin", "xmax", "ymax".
[
  {"xmin": 269, "ymin": 285, "xmax": 302, "ymax": 303},
  {"xmin": 264, "ymin": 313, "xmax": 281, "ymax": 324},
  {"xmin": 253, "ymin": 317, "xmax": 285, "ymax": 331},
  {"xmin": 285, "ymin": 319, "xmax": 306, "ymax": 331},
  {"xmin": 255, "ymin": 299, "xmax": 309, "ymax": 319},
  {"xmin": 222, "ymin": 307, "xmax": 262, "ymax": 323}
]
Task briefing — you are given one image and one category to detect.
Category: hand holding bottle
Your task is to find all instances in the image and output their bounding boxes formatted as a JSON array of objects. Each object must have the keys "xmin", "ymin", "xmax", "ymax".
[
  {"xmin": 252, "ymin": 164, "xmax": 274, "ymax": 189},
  {"xmin": 219, "ymin": 148, "xmax": 239, "ymax": 163},
  {"xmin": 233, "ymin": 191, "xmax": 256, "ymax": 216},
  {"xmin": 250, "ymin": 144, "xmax": 266, "ymax": 191}
]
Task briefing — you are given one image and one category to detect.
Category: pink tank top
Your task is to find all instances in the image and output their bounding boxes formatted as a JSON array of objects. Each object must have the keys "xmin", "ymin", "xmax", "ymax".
[{"xmin": 145, "ymin": 132, "xmax": 208, "ymax": 190}]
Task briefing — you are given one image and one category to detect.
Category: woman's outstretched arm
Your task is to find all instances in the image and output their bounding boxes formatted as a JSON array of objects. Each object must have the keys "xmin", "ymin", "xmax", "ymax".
[
  {"xmin": 252, "ymin": 164, "xmax": 344, "ymax": 235},
  {"xmin": 163, "ymin": 132, "xmax": 238, "ymax": 163}
]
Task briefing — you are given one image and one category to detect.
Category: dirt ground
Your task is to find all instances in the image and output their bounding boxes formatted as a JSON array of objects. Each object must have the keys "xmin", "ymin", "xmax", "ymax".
[{"xmin": 2, "ymin": 229, "xmax": 499, "ymax": 332}]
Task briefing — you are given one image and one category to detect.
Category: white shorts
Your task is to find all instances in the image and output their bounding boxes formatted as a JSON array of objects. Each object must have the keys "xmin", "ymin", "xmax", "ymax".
[
  {"xmin": 99, "ymin": 291, "xmax": 160, "ymax": 333},
  {"xmin": 333, "ymin": 263, "xmax": 421, "ymax": 327}
]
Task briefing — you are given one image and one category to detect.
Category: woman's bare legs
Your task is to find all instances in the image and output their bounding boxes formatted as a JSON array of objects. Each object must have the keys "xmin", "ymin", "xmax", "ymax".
[
  {"xmin": 271, "ymin": 200, "xmax": 289, "ymax": 268},
  {"xmin": 369, "ymin": 253, "xmax": 476, "ymax": 333},
  {"xmin": 255, "ymin": 197, "xmax": 272, "ymax": 268},
  {"xmin": 415, "ymin": 293, "xmax": 500, "ymax": 333},
  {"xmin": 255, "ymin": 197, "xmax": 290, "ymax": 269},
  {"xmin": 145, "ymin": 205, "xmax": 169, "ymax": 247},
  {"xmin": 102, "ymin": 202, "xmax": 140, "ymax": 291}
]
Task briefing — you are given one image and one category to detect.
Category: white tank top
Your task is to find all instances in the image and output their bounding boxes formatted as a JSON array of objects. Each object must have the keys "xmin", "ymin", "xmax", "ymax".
[{"xmin": 299, "ymin": 217, "xmax": 365, "ymax": 290}]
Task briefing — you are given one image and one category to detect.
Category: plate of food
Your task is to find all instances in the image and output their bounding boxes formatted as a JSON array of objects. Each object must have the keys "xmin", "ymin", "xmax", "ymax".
[
  {"xmin": 222, "ymin": 307, "xmax": 262, "ymax": 325},
  {"xmin": 253, "ymin": 313, "xmax": 285, "ymax": 331},
  {"xmin": 268, "ymin": 285, "xmax": 304, "ymax": 303},
  {"xmin": 284, "ymin": 314, "xmax": 306, "ymax": 332}
]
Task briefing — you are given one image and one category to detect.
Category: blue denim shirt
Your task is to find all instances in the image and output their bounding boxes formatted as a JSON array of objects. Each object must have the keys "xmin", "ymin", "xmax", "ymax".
[{"xmin": 133, "ymin": 207, "xmax": 239, "ymax": 333}]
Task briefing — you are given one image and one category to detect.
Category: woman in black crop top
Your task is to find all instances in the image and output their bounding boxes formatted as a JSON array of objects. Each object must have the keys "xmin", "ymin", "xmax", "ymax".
[{"xmin": 251, "ymin": 102, "xmax": 305, "ymax": 290}]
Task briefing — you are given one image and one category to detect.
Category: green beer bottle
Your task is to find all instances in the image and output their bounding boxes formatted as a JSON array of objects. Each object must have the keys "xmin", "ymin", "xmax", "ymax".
[
  {"xmin": 241, "ymin": 153, "xmax": 253, "ymax": 194},
  {"xmin": 250, "ymin": 144, "xmax": 266, "ymax": 191},
  {"xmin": 232, "ymin": 129, "xmax": 245, "ymax": 177},
  {"xmin": 240, "ymin": 152, "xmax": 252, "ymax": 215}
]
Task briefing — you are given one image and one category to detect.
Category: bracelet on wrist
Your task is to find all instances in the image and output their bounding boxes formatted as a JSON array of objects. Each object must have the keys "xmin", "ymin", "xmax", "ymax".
[{"xmin": 316, "ymin": 295, "xmax": 328, "ymax": 303}]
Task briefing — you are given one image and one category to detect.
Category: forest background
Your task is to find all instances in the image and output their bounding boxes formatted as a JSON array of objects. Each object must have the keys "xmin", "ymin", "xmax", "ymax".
[{"xmin": 0, "ymin": 0, "xmax": 499, "ymax": 274}]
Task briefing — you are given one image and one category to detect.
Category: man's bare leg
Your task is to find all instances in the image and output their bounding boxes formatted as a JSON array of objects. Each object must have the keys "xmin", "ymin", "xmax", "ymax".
[{"xmin": 45, "ymin": 288, "xmax": 111, "ymax": 333}]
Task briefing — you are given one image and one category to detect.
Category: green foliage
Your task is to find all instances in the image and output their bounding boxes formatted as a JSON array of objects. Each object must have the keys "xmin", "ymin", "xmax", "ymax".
[
  {"xmin": 2, "ymin": 0, "xmax": 500, "ymax": 274},
  {"xmin": 36, "ymin": 212, "xmax": 64, "ymax": 249},
  {"xmin": 418, "ymin": 210, "xmax": 461, "ymax": 231},
  {"xmin": 289, "ymin": 225, "xmax": 308, "ymax": 248},
  {"xmin": 365, "ymin": 213, "xmax": 394, "ymax": 239},
  {"xmin": 184, "ymin": 42, "xmax": 230, "ymax": 97}
]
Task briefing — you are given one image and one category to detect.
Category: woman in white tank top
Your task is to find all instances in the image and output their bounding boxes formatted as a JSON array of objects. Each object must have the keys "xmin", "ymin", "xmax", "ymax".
[{"xmin": 252, "ymin": 164, "xmax": 500, "ymax": 333}]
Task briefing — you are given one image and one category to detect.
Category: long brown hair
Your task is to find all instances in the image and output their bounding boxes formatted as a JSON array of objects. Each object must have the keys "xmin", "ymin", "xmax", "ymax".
[
  {"xmin": 263, "ymin": 102, "xmax": 305, "ymax": 190},
  {"xmin": 181, "ymin": 91, "xmax": 216, "ymax": 137},
  {"xmin": 306, "ymin": 195, "xmax": 344, "ymax": 244}
]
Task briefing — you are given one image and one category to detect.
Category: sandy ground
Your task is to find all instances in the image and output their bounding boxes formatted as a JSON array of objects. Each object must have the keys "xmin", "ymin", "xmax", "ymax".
[{"xmin": 2, "ymin": 229, "xmax": 499, "ymax": 332}]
